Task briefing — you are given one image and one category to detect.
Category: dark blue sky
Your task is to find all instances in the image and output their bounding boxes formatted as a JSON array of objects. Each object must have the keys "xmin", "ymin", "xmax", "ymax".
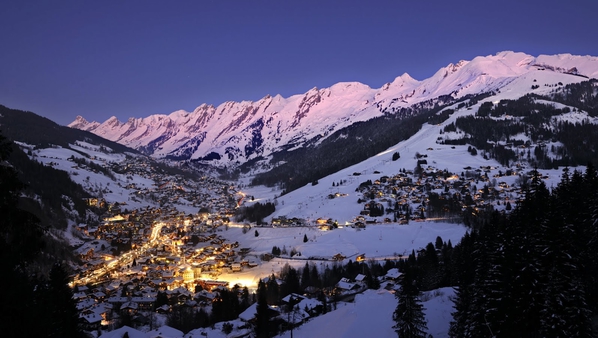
[{"xmin": 1, "ymin": 0, "xmax": 597, "ymax": 125}]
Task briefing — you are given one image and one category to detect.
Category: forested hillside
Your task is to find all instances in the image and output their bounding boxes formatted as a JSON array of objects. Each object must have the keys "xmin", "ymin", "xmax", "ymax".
[
  {"xmin": 440, "ymin": 79, "xmax": 598, "ymax": 169},
  {"xmin": 0, "ymin": 132, "xmax": 82, "ymax": 337},
  {"xmin": 393, "ymin": 166, "xmax": 598, "ymax": 337},
  {"xmin": 0, "ymin": 104, "xmax": 135, "ymax": 154}
]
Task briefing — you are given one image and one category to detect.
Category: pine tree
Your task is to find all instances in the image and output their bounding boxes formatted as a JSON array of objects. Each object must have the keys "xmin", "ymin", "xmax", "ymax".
[
  {"xmin": 300, "ymin": 263, "xmax": 311, "ymax": 291},
  {"xmin": 282, "ymin": 264, "xmax": 300, "ymax": 296},
  {"xmin": 255, "ymin": 280, "xmax": 270, "ymax": 338},
  {"xmin": 466, "ymin": 213, "xmax": 508, "ymax": 337},
  {"xmin": 501, "ymin": 175, "xmax": 548, "ymax": 336},
  {"xmin": 538, "ymin": 178, "xmax": 593, "ymax": 337},
  {"xmin": 449, "ymin": 232, "xmax": 477, "ymax": 338},
  {"xmin": 393, "ymin": 267, "xmax": 428, "ymax": 338},
  {"xmin": 266, "ymin": 274, "xmax": 280, "ymax": 305},
  {"xmin": 45, "ymin": 263, "xmax": 81, "ymax": 338}
]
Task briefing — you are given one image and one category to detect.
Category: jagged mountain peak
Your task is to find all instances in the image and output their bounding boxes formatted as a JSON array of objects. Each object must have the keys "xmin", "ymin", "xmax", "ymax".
[
  {"xmin": 68, "ymin": 115, "xmax": 90, "ymax": 128},
  {"xmin": 70, "ymin": 51, "xmax": 598, "ymax": 166}
]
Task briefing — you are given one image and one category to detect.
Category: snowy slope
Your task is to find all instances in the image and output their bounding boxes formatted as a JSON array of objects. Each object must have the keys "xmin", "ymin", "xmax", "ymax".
[
  {"xmin": 240, "ymin": 64, "xmax": 584, "ymax": 225},
  {"xmin": 69, "ymin": 51, "xmax": 598, "ymax": 166}
]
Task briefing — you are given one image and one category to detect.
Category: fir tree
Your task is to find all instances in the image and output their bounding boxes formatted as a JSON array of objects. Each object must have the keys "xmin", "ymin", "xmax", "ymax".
[
  {"xmin": 255, "ymin": 280, "xmax": 270, "ymax": 338},
  {"xmin": 45, "ymin": 263, "xmax": 81, "ymax": 338},
  {"xmin": 393, "ymin": 267, "xmax": 428, "ymax": 338},
  {"xmin": 301, "ymin": 262, "xmax": 311, "ymax": 291}
]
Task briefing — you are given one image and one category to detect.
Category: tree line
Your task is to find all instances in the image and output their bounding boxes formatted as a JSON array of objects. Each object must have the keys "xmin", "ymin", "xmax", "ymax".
[{"xmin": 390, "ymin": 166, "xmax": 598, "ymax": 337}]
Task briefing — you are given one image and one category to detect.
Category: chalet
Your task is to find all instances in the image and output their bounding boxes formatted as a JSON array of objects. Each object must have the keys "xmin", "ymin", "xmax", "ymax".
[
  {"xmin": 332, "ymin": 253, "xmax": 346, "ymax": 261},
  {"xmin": 319, "ymin": 224, "xmax": 333, "ymax": 231},
  {"xmin": 120, "ymin": 301, "xmax": 138, "ymax": 314},
  {"xmin": 231, "ymin": 263, "xmax": 242, "ymax": 272},
  {"xmin": 194, "ymin": 290, "xmax": 216, "ymax": 304},
  {"xmin": 156, "ymin": 304, "xmax": 171, "ymax": 314},
  {"xmin": 384, "ymin": 268, "xmax": 403, "ymax": 281},
  {"xmin": 76, "ymin": 298, "xmax": 96, "ymax": 311},
  {"xmin": 79, "ymin": 312, "xmax": 102, "ymax": 331},
  {"xmin": 281, "ymin": 293, "xmax": 324, "ymax": 317},
  {"xmin": 354, "ymin": 274, "xmax": 366, "ymax": 284},
  {"xmin": 91, "ymin": 291, "xmax": 106, "ymax": 301},
  {"xmin": 239, "ymin": 302, "xmax": 280, "ymax": 322},
  {"xmin": 335, "ymin": 277, "xmax": 360, "ymax": 292}
]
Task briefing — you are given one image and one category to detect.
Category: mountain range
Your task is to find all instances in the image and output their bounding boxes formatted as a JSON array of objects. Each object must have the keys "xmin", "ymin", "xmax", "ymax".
[
  {"xmin": 3, "ymin": 50, "xmax": 598, "ymax": 337},
  {"xmin": 69, "ymin": 51, "xmax": 598, "ymax": 168}
]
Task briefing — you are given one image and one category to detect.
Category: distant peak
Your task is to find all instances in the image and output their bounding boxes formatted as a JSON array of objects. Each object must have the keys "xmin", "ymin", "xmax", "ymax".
[
  {"xmin": 193, "ymin": 103, "xmax": 215, "ymax": 112},
  {"xmin": 329, "ymin": 81, "xmax": 372, "ymax": 93},
  {"xmin": 445, "ymin": 60, "xmax": 468, "ymax": 73},
  {"xmin": 74, "ymin": 115, "xmax": 88, "ymax": 122},
  {"xmin": 385, "ymin": 72, "xmax": 420, "ymax": 89},
  {"xmin": 67, "ymin": 115, "xmax": 89, "ymax": 128},
  {"xmin": 399, "ymin": 72, "xmax": 417, "ymax": 82},
  {"xmin": 105, "ymin": 116, "xmax": 122, "ymax": 126}
]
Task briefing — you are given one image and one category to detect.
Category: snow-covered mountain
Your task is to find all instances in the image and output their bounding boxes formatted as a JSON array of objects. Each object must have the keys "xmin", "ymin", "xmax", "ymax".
[{"xmin": 69, "ymin": 51, "xmax": 598, "ymax": 166}]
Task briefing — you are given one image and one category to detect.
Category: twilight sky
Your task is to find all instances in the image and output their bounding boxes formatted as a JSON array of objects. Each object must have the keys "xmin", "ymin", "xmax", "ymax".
[{"xmin": 1, "ymin": 0, "xmax": 597, "ymax": 126}]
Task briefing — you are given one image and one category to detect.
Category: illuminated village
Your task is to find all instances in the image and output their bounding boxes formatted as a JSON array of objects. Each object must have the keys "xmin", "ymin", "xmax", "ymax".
[{"xmin": 66, "ymin": 150, "xmax": 532, "ymax": 334}]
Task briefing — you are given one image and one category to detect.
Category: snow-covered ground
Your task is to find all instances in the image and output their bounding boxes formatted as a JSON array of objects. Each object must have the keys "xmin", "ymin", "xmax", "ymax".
[
  {"xmin": 240, "ymin": 68, "xmax": 580, "ymax": 225},
  {"xmin": 30, "ymin": 141, "xmax": 156, "ymax": 211},
  {"xmin": 214, "ymin": 221, "xmax": 467, "ymax": 290},
  {"xmin": 274, "ymin": 287, "xmax": 455, "ymax": 338}
]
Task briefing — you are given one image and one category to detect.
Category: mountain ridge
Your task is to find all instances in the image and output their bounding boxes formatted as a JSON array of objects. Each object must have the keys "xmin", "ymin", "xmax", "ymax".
[{"xmin": 69, "ymin": 51, "xmax": 598, "ymax": 166}]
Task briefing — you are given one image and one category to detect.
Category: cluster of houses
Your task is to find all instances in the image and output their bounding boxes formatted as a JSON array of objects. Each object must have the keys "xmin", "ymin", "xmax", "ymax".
[
  {"xmin": 70, "ymin": 156, "xmax": 272, "ymax": 331},
  {"xmin": 351, "ymin": 163, "xmax": 528, "ymax": 225},
  {"xmin": 69, "ymin": 149, "xmax": 540, "ymax": 334},
  {"xmin": 269, "ymin": 162, "xmax": 530, "ymax": 234}
]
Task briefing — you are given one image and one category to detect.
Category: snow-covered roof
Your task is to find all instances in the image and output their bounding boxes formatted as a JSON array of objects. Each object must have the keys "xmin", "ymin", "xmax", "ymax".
[
  {"xmin": 336, "ymin": 281, "xmax": 357, "ymax": 291},
  {"xmin": 385, "ymin": 268, "xmax": 402, "ymax": 279},
  {"xmin": 355, "ymin": 274, "xmax": 366, "ymax": 282},
  {"xmin": 238, "ymin": 303, "xmax": 280, "ymax": 322},
  {"xmin": 80, "ymin": 312, "xmax": 102, "ymax": 324},
  {"xmin": 98, "ymin": 326, "xmax": 147, "ymax": 338},
  {"xmin": 238, "ymin": 303, "xmax": 258, "ymax": 321},
  {"xmin": 281, "ymin": 293, "xmax": 305, "ymax": 303},
  {"xmin": 147, "ymin": 325, "xmax": 184, "ymax": 338}
]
